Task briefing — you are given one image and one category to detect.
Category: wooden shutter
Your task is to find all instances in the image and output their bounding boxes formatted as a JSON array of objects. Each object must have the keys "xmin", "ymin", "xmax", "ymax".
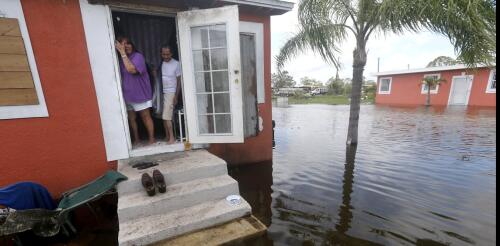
[{"xmin": 0, "ymin": 17, "xmax": 39, "ymax": 106}]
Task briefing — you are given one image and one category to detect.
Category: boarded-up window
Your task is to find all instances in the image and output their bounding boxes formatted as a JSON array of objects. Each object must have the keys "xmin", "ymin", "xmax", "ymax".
[{"xmin": 0, "ymin": 17, "xmax": 39, "ymax": 106}]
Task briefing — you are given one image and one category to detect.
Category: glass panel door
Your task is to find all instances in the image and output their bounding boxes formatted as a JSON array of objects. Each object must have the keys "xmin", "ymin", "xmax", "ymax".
[{"xmin": 177, "ymin": 6, "xmax": 244, "ymax": 143}]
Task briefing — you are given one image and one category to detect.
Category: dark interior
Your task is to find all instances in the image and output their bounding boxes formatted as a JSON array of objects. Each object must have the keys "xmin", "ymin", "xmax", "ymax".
[{"xmin": 112, "ymin": 11, "xmax": 185, "ymax": 143}]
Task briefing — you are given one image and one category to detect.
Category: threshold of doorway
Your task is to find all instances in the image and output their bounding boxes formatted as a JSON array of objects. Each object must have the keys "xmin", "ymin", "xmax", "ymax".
[{"xmin": 129, "ymin": 141, "xmax": 208, "ymax": 157}]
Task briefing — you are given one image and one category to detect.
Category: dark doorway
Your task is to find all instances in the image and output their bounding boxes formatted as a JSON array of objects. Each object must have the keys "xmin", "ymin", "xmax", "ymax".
[{"xmin": 111, "ymin": 11, "xmax": 185, "ymax": 144}]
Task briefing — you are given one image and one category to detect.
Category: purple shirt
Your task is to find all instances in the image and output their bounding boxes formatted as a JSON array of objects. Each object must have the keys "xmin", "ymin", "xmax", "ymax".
[{"xmin": 120, "ymin": 52, "xmax": 152, "ymax": 104}]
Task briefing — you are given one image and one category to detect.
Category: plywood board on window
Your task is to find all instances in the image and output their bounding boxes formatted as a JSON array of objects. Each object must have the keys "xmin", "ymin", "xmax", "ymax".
[
  {"xmin": 0, "ymin": 88, "xmax": 38, "ymax": 106},
  {"xmin": 0, "ymin": 54, "xmax": 30, "ymax": 72},
  {"xmin": 0, "ymin": 18, "xmax": 22, "ymax": 37},
  {"xmin": 0, "ymin": 71, "xmax": 35, "ymax": 89},
  {"xmin": 0, "ymin": 36, "xmax": 26, "ymax": 54}
]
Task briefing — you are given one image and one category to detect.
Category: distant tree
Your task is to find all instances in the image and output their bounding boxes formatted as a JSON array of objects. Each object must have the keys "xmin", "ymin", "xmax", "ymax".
[
  {"xmin": 426, "ymin": 56, "xmax": 459, "ymax": 67},
  {"xmin": 272, "ymin": 71, "xmax": 296, "ymax": 88},
  {"xmin": 327, "ymin": 77, "xmax": 345, "ymax": 94},
  {"xmin": 362, "ymin": 81, "xmax": 377, "ymax": 101},
  {"xmin": 327, "ymin": 72, "xmax": 345, "ymax": 95},
  {"xmin": 300, "ymin": 76, "xmax": 323, "ymax": 87},
  {"xmin": 422, "ymin": 75, "xmax": 446, "ymax": 106},
  {"xmin": 344, "ymin": 83, "xmax": 352, "ymax": 96}
]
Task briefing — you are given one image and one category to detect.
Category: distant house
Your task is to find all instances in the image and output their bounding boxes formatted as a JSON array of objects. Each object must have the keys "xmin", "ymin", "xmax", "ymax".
[{"xmin": 373, "ymin": 65, "xmax": 496, "ymax": 107}]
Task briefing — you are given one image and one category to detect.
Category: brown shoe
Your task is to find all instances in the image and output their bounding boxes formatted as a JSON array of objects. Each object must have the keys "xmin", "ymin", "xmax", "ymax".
[
  {"xmin": 153, "ymin": 169, "xmax": 167, "ymax": 193},
  {"xmin": 142, "ymin": 173, "xmax": 156, "ymax": 196}
]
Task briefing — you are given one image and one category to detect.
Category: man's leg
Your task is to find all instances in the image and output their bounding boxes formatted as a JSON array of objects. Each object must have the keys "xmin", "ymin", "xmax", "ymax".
[
  {"xmin": 166, "ymin": 120, "xmax": 175, "ymax": 144},
  {"xmin": 139, "ymin": 108, "xmax": 155, "ymax": 144},
  {"xmin": 127, "ymin": 110, "xmax": 139, "ymax": 145},
  {"xmin": 162, "ymin": 93, "xmax": 176, "ymax": 144}
]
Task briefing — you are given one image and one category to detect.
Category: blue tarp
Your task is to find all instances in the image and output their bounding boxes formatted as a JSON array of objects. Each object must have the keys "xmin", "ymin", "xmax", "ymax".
[{"xmin": 0, "ymin": 182, "xmax": 56, "ymax": 210}]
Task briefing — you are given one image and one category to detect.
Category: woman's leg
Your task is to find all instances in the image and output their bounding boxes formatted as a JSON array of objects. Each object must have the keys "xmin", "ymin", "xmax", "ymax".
[
  {"xmin": 128, "ymin": 110, "xmax": 139, "ymax": 145},
  {"xmin": 139, "ymin": 108, "xmax": 155, "ymax": 144}
]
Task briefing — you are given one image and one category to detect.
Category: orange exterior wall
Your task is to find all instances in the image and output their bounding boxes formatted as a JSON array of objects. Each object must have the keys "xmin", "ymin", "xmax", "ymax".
[
  {"xmin": 375, "ymin": 68, "xmax": 496, "ymax": 107},
  {"xmin": 0, "ymin": 0, "xmax": 113, "ymax": 198},
  {"xmin": 209, "ymin": 13, "xmax": 273, "ymax": 165}
]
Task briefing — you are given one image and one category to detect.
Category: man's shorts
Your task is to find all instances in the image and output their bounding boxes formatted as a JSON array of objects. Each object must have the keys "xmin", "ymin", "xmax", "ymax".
[
  {"xmin": 126, "ymin": 100, "xmax": 152, "ymax": 112},
  {"xmin": 162, "ymin": 93, "xmax": 176, "ymax": 120}
]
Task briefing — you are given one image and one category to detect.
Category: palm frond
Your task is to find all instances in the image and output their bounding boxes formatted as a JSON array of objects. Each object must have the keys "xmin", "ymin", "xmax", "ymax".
[
  {"xmin": 276, "ymin": 23, "xmax": 349, "ymax": 71},
  {"xmin": 377, "ymin": 0, "xmax": 496, "ymax": 66}
]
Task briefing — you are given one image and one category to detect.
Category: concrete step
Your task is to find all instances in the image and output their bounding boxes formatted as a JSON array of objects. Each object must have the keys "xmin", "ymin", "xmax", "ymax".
[
  {"xmin": 118, "ymin": 175, "xmax": 239, "ymax": 222},
  {"xmin": 117, "ymin": 150, "xmax": 228, "ymax": 195},
  {"xmin": 118, "ymin": 198, "xmax": 252, "ymax": 246}
]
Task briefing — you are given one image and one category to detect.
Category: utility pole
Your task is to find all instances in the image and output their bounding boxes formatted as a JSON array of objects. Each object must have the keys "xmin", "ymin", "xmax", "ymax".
[{"xmin": 377, "ymin": 57, "xmax": 380, "ymax": 72}]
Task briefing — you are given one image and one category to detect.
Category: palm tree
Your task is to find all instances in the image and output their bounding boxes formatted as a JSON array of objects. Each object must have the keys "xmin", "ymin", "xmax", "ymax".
[
  {"xmin": 422, "ymin": 76, "xmax": 446, "ymax": 106},
  {"xmin": 276, "ymin": 0, "xmax": 496, "ymax": 145}
]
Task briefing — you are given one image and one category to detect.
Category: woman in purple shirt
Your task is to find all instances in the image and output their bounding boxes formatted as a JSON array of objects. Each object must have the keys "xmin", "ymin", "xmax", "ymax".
[{"xmin": 115, "ymin": 37, "xmax": 155, "ymax": 145}]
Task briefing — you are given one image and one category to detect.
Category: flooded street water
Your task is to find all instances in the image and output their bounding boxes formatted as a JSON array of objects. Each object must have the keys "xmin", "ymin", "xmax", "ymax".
[{"xmin": 230, "ymin": 105, "xmax": 496, "ymax": 246}]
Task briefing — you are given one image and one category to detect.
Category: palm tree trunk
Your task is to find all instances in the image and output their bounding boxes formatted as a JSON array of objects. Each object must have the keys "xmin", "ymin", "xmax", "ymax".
[{"xmin": 346, "ymin": 37, "xmax": 367, "ymax": 145}]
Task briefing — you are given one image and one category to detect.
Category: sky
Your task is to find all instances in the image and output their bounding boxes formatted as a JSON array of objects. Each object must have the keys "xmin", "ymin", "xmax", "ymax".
[{"xmin": 270, "ymin": 0, "xmax": 458, "ymax": 83}]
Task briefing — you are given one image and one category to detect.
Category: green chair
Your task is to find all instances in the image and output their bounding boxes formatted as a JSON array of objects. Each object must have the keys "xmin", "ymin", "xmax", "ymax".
[{"xmin": 0, "ymin": 170, "xmax": 127, "ymax": 238}]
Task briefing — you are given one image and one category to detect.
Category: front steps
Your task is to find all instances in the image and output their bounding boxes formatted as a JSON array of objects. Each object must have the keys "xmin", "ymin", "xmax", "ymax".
[{"xmin": 117, "ymin": 150, "xmax": 252, "ymax": 246}]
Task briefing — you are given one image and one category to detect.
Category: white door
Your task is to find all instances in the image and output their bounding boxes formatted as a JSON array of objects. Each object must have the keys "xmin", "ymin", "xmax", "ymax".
[
  {"xmin": 449, "ymin": 76, "xmax": 473, "ymax": 105},
  {"xmin": 177, "ymin": 6, "xmax": 244, "ymax": 143}
]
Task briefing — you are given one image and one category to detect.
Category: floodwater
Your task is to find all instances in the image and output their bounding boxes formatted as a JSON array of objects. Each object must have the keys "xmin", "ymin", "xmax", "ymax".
[{"xmin": 230, "ymin": 104, "xmax": 496, "ymax": 246}]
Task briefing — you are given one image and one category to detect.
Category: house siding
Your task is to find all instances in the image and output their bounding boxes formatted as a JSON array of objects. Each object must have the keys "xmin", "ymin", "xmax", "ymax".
[
  {"xmin": 375, "ymin": 68, "xmax": 496, "ymax": 107},
  {"xmin": 0, "ymin": 0, "xmax": 113, "ymax": 197}
]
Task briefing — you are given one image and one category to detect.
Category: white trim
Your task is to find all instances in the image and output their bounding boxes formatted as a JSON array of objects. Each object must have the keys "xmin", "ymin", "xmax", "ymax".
[
  {"xmin": 485, "ymin": 69, "xmax": 496, "ymax": 93},
  {"xmin": 378, "ymin": 77, "xmax": 392, "ymax": 94},
  {"xmin": 80, "ymin": 0, "xmax": 130, "ymax": 161},
  {"xmin": 421, "ymin": 73, "xmax": 441, "ymax": 94},
  {"xmin": 0, "ymin": 0, "xmax": 49, "ymax": 120},
  {"xmin": 221, "ymin": 0, "xmax": 294, "ymax": 12},
  {"xmin": 240, "ymin": 21, "xmax": 265, "ymax": 104},
  {"xmin": 448, "ymin": 75, "xmax": 474, "ymax": 106},
  {"xmin": 372, "ymin": 64, "xmax": 494, "ymax": 77}
]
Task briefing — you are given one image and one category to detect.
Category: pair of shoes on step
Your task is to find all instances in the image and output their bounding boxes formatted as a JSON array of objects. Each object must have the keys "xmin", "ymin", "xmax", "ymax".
[{"xmin": 141, "ymin": 169, "xmax": 166, "ymax": 196}]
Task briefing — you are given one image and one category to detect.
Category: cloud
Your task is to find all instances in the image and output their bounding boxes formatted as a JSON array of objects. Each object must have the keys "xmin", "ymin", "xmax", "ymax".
[{"xmin": 271, "ymin": 1, "xmax": 457, "ymax": 82}]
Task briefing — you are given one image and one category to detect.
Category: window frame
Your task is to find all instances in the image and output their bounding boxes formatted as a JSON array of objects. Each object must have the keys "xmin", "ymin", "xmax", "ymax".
[
  {"xmin": 485, "ymin": 69, "xmax": 496, "ymax": 93},
  {"xmin": 0, "ymin": 0, "xmax": 48, "ymax": 120},
  {"xmin": 378, "ymin": 77, "xmax": 392, "ymax": 94},
  {"xmin": 240, "ymin": 21, "xmax": 264, "ymax": 104},
  {"xmin": 421, "ymin": 73, "xmax": 441, "ymax": 94}
]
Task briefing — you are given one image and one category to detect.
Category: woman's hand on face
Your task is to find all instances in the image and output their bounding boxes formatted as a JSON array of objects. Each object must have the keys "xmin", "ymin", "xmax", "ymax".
[{"xmin": 115, "ymin": 41, "xmax": 126, "ymax": 56}]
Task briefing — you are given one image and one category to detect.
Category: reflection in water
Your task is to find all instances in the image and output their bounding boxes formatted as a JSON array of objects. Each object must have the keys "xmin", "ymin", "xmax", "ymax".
[
  {"xmin": 335, "ymin": 144, "xmax": 356, "ymax": 235},
  {"xmin": 230, "ymin": 105, "xmax": 496, "ymax": 245}
]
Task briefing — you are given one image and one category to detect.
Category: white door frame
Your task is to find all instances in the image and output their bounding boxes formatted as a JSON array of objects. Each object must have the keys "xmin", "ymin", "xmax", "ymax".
[
  {"xmin": 81, "ymin": 0, "xmax": 187, "ymax": 160},
  {"xmin": 448, "ymin": 75, "xmax": 474, "ymax": 106}
]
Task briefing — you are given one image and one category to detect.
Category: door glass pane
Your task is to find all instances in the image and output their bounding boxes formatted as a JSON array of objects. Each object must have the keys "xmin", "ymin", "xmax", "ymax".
[
  {"xmin": 214, "ymin": 93, "xmax": 230, "ymax": 113},
  {"xmin": 191, "ymin": 27, "xmax": 209, "ymax": 50},
  {"xmin": 193, "ymin": 50, "xmax": 210, "ymax": 71},
  {"xmin": 215, "ymin": 114, "xmax": 231, "ymax": 133},
  {"xmin": 195, "ymin": 72, "xmax": 212, "ymax": 93},
  {"xmin": 210, "ymin": 25, "xmax": 227, "ymax": 48},
  {"xmin": 211, "ymin": 48, "xmax": 228, "ymax": 70},
  {"xmin": 199, "ymin": 115, "xmax": 215, "ymax": 134},
  {"xmin": 212, "ymin": 71, "xmax": 229, "ymax": 92},
  {"xmin": 191, "ymin": 23, "xmax": 231, "ymax": 135},
  {"xmin": 197, "ymin": 94, "xmax": 213, "ymax": 114}
]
